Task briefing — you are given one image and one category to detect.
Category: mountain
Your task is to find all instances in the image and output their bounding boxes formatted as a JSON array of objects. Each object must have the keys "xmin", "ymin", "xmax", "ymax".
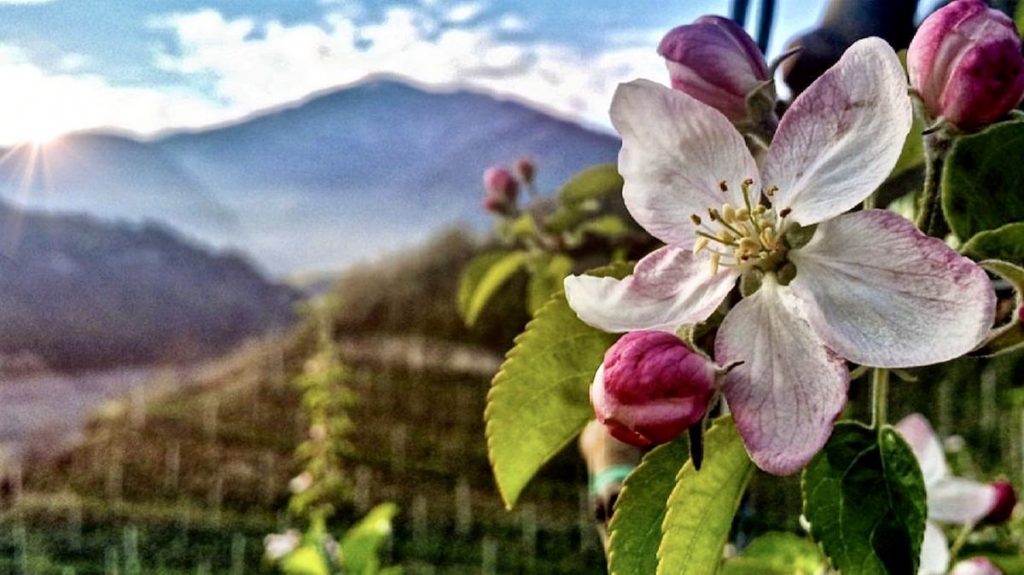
[
  {"xmin": 0, "ymin": 78, "xmax": 620, "ymax": 275},
  {"xmin": 0, "ymin": 204, "xmax": 296, "ymax": 369}
]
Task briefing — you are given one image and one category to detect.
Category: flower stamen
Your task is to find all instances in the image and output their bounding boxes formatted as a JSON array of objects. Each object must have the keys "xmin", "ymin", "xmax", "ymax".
[{"xmin": 693, "ymin": 179, "xmax": 789, "ymax": 274}]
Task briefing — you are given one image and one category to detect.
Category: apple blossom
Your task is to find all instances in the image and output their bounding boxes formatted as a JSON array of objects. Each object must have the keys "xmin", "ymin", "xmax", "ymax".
[
  {"xmin": 950, "ymin": 557, "xmax": 1004, "ymax": 575},
  {"xmin": 896, "ymin": 414, "xmax": 999, "ymax": 575},
  {"xmin": 908, "ymin": 0, "xmax": 1024, "ymax": 130},
  {"xmin": 591, "ymin": 331, "xmax": 716, "ymax": 447},
  {"xmin": 657, "ymin": 15, "xmax": 772, "ymax": 124},
  {"xmin": 564, "ymin": 38, "xmax": 995, "ymax": 475}
]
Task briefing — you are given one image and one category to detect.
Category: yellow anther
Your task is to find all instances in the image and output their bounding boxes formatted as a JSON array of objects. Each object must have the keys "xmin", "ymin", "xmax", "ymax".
[
  {"xmin": 738, "ymin": 237, "xmax": 760, "ymax": 254},
  {"xmin": 722, "ymin": 204, "xmax": 736, "ymax": 223},
  {"xmin": 709, "ymin": 253, "xmax": 721, "ymax": 275},
  {"xmin": 718, "ymin": 230, "xmax": 736, "ymax": 244},
  {"xmin": 755, "ymin": 205, "xmax": 767, "ymax": 216},
  {"xmin": 693, "ymin": 237, "xmax": 710, "ymax": 254},
  {"xmin": 735, "ymin": 207, "xmax": 750, "ymax": 221}
]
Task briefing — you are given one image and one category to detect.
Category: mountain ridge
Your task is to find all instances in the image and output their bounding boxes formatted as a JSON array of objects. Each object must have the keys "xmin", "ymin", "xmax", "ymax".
[{"xmin": 0, "ymin": 78, "xmax": 621, "ymax": 275}]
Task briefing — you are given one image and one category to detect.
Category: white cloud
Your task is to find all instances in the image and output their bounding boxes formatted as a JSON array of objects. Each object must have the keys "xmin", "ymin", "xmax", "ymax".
[
  {"xmin": 0, "ymin": 4, "xmax": 665, "ymax": 144},
  {"xmin": 497, "ymin": 14, "xmax": 526, "ymax": 32},
  {"xmin": 0, "ymin": 44, "xmax": 227, "ymax": 145},
  {"xmin": 149, "ymin": 5, "xmax": 665, "ymax": 132},
  {"xmin": 445, "ymin": 2, "xmax": 484, "ymax": 24}
]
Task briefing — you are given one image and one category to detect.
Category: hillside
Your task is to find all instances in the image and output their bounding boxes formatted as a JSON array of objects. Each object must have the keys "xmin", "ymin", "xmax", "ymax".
[
  {"xmin": 0, "ymin": 78, "xmax": 620, "ymax": 275},
  {"xmin": 13, "ymin": 321, "xmax": 604, "ymax": 573},
  {"xmin": 0, "ymin": 203, "xmax": 296, "ymax": 369}
]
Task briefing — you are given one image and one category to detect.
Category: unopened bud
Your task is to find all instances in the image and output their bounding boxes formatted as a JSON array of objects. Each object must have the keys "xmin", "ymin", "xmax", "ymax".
[
  {"xmin": 514, "ymin": 158, "xmax": 535, "ymax": 186},
  {"xmin": 657, "ymin": 15, "xmax": 772, "ymax": 123},
  {"xmin": 264, "ymin": 530, "xmax": 301, "ymax": 560},
  {"xmin": 288, "ymin": 471, "xmax": 314, "ymax": 494},
  {"xmin": 482, "ymin": 166, "xmax": 519, "ymax": 214},
  {"xmin": 950, "ymin": 557, "xmax": 1004, "ymax": 575},
  {"xmin": 908, "ymin": 0, "xmax": 1024, "ymax": 130},
  {"xmin": 982, "ymin": 480, "xmax": 1017, "ymax": 524},
  {"xmin": 591, "ymin": 331, "xmax": 716, "ymax": 447}
]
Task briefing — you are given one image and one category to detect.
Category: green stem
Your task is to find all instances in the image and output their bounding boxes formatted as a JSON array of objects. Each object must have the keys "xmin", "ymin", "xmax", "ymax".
[
  {"xmin": 871, "ymin": 368, "xmax": 890, "ymax": 430},
  {"xmin": 947, "ymin": 522, "xmax": 976, "ymax": 566},
  {"xmin": 915, "ymin": 132, "xmax": 952, "ymax": 238}
]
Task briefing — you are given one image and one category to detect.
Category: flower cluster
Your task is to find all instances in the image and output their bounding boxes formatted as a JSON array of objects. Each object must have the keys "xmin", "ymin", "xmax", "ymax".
[
  {"xmin": 481, "ymin": 158, "xmax": 534, "ymax": 215},
  {"xmin": 567, "ymin": 27, "xmax": 995, "ymax": 474}
]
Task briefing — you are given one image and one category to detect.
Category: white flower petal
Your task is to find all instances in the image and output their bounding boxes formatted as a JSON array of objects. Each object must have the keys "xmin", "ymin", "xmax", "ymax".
[
  {"xmin": 895, "ymin": 414, "xmax": 949, "ymax": 488},
  {"xmin": 929, "ymin": 477, "xmax": 997, "ymax": 525},
  {"xmin": 610, "ymin": 79, "xmax": 760, "ymax": 248},
  {"xmin": 564, "ymin": 247, "xmax": 737, "ymax": 333},
  {"xmin": 715, "ymin": 277, "xmax": 848, "ymax": 475},
  {"xmin": 919, "ymin": 521, "xmax": 951, "ymax": 575},
  {"xmin": 763, "ymin": 38, "xmax": 912, "ymax": 226},
  {"xmin": 789, "ymin": 210, "xmax": 994, "ymax": 368}
]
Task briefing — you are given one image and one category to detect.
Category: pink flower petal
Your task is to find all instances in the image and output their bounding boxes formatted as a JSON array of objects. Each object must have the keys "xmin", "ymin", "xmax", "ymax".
[
  {"xmin": 789, "ymin": 210, "xmax": 994, "ymax": 368},
  {"xmin": 610, "ymin": 79, "xmax": 760, "ymax": 248},
  {"xmin": 715, "ymin": 277, "xmax": 848, "ymax": 475},
  {"xmin": 763, "ymin": 38, "xmax": 912, "ymax": 226},
  {"xmin": 564, "ymin": 247, "xmax": 737, "ymax": 333},
  {"xmin": 929, "ymin": 477, "xmax": 997, "ymax": 525},
  {"xmin": 895, "ymin": 414, "xmax": 949, "ymax": 488},
  {"xmin": 920, "ymin": 521, "xmax": 951, "ymax": 575}
]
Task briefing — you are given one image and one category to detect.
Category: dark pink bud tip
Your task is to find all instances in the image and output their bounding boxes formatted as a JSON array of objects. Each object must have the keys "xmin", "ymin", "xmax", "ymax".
[
  {"xmin": 908, "ymin": 0, "xmax": 1024, "ymax": 129},
  {"xmin": 657, "ymin": 15, "xmax": 770, "ymax": 123},
  {"xmin": 983, "ymin": 480, "xmax": 1017, "ymax": 524},
  {"xmin": 482, "ymin": 166, "xmax": 519, "ymax": 214},
  {"xmin": 514, "ymin": 158, "xmax": 535, "ymax": 186},
  {"xmin": 591, "ymin": 331, "xmax": 716, "ymax": 448}
]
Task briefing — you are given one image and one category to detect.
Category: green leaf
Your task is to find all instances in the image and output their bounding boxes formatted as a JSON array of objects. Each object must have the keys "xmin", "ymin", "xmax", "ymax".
[
  {"xmin": 485, "ymin": 261, "xmax": 632, "ymax": 509},
  {"xmin": 889, "ymin": 75, "xmax": 924, "ymax": 180},
  {"xmin": 971, "ymin": 260, "xmax": 1024, "ymax": 357},
  {"xmin": 280, "ymin": 546, "xmax": 332, "ymax": 575},
  {"xmin": 340, "ymin": 503, "xmax": 399, "ymax": 575},
  {"xmin": 576, "ymin": 215, "xmax": 630, "ymax": 241},
  {"xmin": 657, "ymin": 417, "xmax": 754, "ymax": 575},
  {"xmin": 980, "ymin": 259, "xmax": 1024, "ymax": 294},
  {"xmin": 1016, "ymin": 1, "xmax": 1024, "ymax": 37},
  {"xmin": 526, "ymin": 253, "xmax": 573, "ymax": 315},
  {"xmin": 720, "ymin": 532, "xmax": 826, "ymax": 575},
  {"xmin": 962, "ymin": 223, "xmax": 1024, "ymax": 266},
  {"xmin": 607, "ymin": 438, "xmax": 688, "ymax": 575},
  {"xmin": 942, "ymin": 121, "xmax": 1024, "ymax": 240},
  {"xmin": 558, "ymin": 164, "xmax": 624, "ymax": 206},
  {"xmin": 802, "ymin": 423, "xmax": 927, "ymax": 575},
  {"xmin": 457, "ymin": 250, "xmax": 528, "ymax": 327}
]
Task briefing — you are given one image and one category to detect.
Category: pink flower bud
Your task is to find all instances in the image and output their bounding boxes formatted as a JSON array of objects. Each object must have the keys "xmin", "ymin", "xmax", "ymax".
[
  {"xmin": 950, "ymin": 557, "xmax": 1004, "ymax": 575},
  {"xmin": 657, "ymin": 16, "xmax": 771, "ymax": 123},
  {"xmin": 983, "ymin": 480, "xmax": 1016, "ymax": 524},
  {"xmin": 514, "ymin": 158, "xmax": 535, "ymax": 186},
  {"xmin": 591, "ymin": 331, "xmax": 716, "ymax": 447},
  {"xmin": 908, "ymin": 0, "xmax": 1024, "ymax": 130},
  {"xmin": 482, "ymin": 166, "xmax": 518, "ymax": 214}
]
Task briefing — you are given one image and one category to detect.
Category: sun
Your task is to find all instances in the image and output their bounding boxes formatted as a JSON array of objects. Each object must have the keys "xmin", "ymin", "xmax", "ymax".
[{"xmin": 25, "ymin": 123, "xmax": 65, "ymax": 146}]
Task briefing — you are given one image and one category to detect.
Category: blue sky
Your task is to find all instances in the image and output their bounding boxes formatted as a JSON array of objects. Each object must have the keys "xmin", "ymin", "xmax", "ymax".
[{"xmin": 0, "ymin": 0, "xmax": 935, "ymax": 144}]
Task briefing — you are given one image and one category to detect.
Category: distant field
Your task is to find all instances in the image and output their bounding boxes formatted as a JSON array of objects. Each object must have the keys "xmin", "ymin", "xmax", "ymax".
[{"xmin": 6, "ymin": 324, "xmax": 606, "ymax": 573}]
